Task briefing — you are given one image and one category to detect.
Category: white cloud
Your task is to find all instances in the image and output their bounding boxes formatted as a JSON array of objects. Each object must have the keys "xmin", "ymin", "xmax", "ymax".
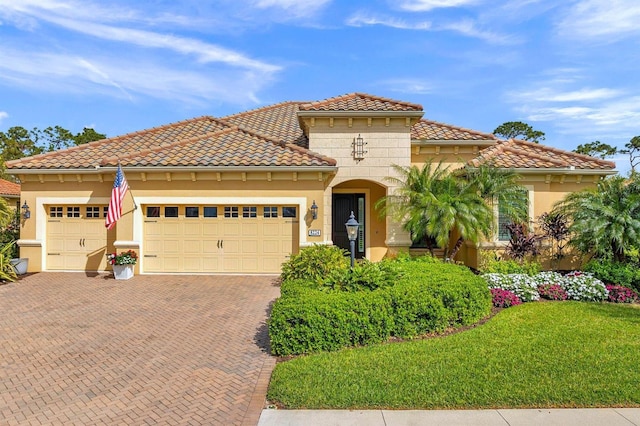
[
  {"xmin": 557, "ymin": 0, "xmax": 640, "ymax": 40},
  {"xmin": 0, "ymin": 111, "xmax": 8, "ymax": 123},
  {"xmin": 0, "ymin": 47, "xmax": 272, "ymax": 106},
  {"xmin": 397, "ymin": 0, "xmax": 478, "ymax": 12},
  {"xmin": 347, "ymin": 12, "xmax": 515, "ymax": 44},
  {"xmin": 0, "ymin": 2, "xmax": 279, "ymax": 74},
  {"xmin": 253, "ymin": 0, "xmax": 332, "ymax": 18},
  {"xmin": 504, "ymin": 69, "xmax": 640, "ymax": 152},
  {"xmin": 347, "ymin": 13, "xmax": 431, "ymax": 30},
  {"xmin": 378, "ymin": 78, "xmax": 435, "ymax": 95},
  {"xmin": 439, "ymin": 19, "xmax": 519, "ymax": 44},
  {"xmin": 511, "ymin": 88, "xmax": 621, "ymax": 103},
  {"xmin": 0, "ymin": 0, "xmax": 282, "ymax": 105}
]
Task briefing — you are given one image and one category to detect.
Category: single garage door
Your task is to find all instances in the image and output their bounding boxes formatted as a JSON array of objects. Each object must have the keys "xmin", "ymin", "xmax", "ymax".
[
  {"xmin": 143, "ymin": 204, "xmax": 298, "ymax": 273},
  {"xmin": 46, "ymin": 205, "xmax": 111, "ymax": 271}
]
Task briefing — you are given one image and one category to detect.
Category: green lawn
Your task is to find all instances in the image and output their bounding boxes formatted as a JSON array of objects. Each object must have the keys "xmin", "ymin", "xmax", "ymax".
[{"xmin": 267, "ymin": 301, "xmax": 640, "ymax": 409}]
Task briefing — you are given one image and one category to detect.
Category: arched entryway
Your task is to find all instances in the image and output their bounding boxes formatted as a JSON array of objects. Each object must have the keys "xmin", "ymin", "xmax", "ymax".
[{"xmin": 331, "ymin": 180, "xmax": 388, "ymax": 261}]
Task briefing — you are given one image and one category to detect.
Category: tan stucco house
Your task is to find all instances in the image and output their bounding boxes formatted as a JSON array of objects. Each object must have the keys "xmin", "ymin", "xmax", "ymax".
[{"xmin": 6, "ymin": 93, "xmax": 615, "ymax": 274}]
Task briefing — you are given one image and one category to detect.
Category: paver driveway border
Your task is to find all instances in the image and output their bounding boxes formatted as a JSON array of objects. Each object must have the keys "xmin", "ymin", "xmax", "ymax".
[{"xmin": 0, "ymin": 272, "xmax": 281, "ymax": 425}]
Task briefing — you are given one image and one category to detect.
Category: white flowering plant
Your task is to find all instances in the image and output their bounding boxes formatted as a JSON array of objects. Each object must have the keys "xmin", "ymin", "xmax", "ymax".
[
  {"xmin": 483, "ymin": 270, "xmax": 608, "ymax": 303},
  {"xmin": 482, "ymin": 273, "xmax": 540, "ymax": 302},
  {"xmin": 561, "ymin": 271, "xmax": 608, "ymax": 301}
]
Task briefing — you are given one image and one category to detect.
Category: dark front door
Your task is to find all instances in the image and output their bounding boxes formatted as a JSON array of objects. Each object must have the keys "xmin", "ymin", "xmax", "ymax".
[{"xmin": 332, "ymin": 193, "xmax": 365, "ymax": 259}]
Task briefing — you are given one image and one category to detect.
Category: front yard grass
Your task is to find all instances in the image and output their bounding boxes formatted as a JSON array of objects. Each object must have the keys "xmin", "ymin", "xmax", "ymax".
[{"xmin": 267, "ymin": 301, "xmax": 640, "ymax": 409}]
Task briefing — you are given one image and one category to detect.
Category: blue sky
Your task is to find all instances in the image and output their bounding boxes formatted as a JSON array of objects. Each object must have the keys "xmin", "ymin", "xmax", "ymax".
[{"xmin": 1, "ymin": 0, "xmax": 639, "ymax": 174}]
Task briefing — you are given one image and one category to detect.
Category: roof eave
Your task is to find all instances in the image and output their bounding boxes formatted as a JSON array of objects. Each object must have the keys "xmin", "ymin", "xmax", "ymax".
[
  {"xmin": 472, "ymin": 166, "xmax": 617, "ymax": 175},
  {"xmin": 412, "ymin": 139, "xmax": 496, "ymax": 146},
  {"xmin": 11, "ymin": 165, "xmax": 339, "ymax": 174},
  {"xmin": 297, "ymin": 110, "xmax": 424, "ymax": 118}
]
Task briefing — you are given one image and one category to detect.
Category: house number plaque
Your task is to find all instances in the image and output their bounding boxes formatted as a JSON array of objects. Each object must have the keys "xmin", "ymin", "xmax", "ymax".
[{"xmin": 308, "ymin": 229, "xmax": 321, "ymax": 237}]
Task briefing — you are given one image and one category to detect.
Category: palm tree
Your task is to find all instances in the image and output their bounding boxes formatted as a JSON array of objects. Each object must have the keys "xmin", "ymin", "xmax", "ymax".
[
  {"xmin": 377, "ymin": 161, "xmax": 493, "ymax": 259},
  {"xmin": 457, "ymin": 164, "xmax": 528, "ymax": 225},
  {"xmin": 376, "ymin": 161, "xmax": 449, "ymax": 256},
  {"xmin": 552, "ymin": 174, "xmax": 640, "ymax": 262},
  {"xmin": 427, "ymin": 172, "xmax": 493, "ymax": 259}
]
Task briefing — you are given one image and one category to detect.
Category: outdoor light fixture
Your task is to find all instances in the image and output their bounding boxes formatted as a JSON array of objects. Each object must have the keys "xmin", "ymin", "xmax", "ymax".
[
  {"xmin": 352, "ymin": 134, "xmax": 367, "ymax": 161},
  {"xmin": 310, "ymin": 200, "xmax": 318, "ymax": 220},
  {"xmin": 345, "ymin": 211, "xmax": 360, "ymax": 268},
  {"xmin": 21, "ymin": 201, "xmax": 30, "ymax": 219}
]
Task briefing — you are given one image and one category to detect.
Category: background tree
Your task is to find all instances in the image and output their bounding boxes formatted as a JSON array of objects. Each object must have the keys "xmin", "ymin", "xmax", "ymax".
[
  {"xmin": 552, "ymin": 174, "xmax": 640, "ymax": 262},
  {"xmin": 573, "ymin": 141, "xmax": 618, "ymax": 159},
  {"xmin": 620, "ymin": 136, "xmax": 640, "ymax": 173},
  {"xmin": 0, "ymin": 125, "xmax": 106, "ymax": 179},
  {"xmin": 493, "ymin": 121, "xmax": 545, "ymax": 143}
]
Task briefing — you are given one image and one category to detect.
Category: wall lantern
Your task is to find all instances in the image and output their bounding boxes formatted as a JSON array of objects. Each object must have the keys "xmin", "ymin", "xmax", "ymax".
[
  {"xmin": 352, "ymin": 134, "xmax": 368, "ymax": 161},
  {"xmin": 310, "ymin": 200, "xmax": 318, "ymax": 220},
  {"xmin": 21, "ymin": 201, "xmax": 30, "ymax": 219},
  {"xmin": 345, "ymin": 211, "xmax": 360, "ymax": 268}
]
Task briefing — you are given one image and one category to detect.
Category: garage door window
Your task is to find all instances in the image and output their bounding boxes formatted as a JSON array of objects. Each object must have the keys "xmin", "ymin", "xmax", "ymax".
[
  {"xmin": 243, "ymin": 206, "xmax": 257, "ymax": 218},
  {"xmin": 264, "ymin": 206, "xmax": 278, "ymax": 218},
  {"xmin": 86, "ymin": 206, "xmax": 104, "ymax": 218},
  {"xmin": 204, "ymin": 207, "xmax": 218, "ymax": 217},
  {"xmin": 283, "ymin": 206, "xmax": 297, "ymax": 218},
  {"xmin": 50, "ymin": 207, "xmax": 63, "ymax": 217},
  {"xmin": 185, "ymin": 207, "xmax": 199, "ymax": 218},
  {"xmin": 67, "ymin": 207, "xmax": 80, "ymax": 217},
  {"xmin": 165, "ymin": 207, "xmax": 178, "ymax": 218},
  {"xmin": 147, "ymin": 206, "xmax": 160, "ymax": 217},
  {"xmin": 224, "ymin": 206, "xmax": 239, "ymax": 218}
]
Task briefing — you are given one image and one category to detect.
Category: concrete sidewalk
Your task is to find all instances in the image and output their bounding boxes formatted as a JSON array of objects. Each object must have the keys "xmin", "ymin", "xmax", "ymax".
[{"xmin": 258, "ymin": 408, "xmax": 640, "ymax": 425}]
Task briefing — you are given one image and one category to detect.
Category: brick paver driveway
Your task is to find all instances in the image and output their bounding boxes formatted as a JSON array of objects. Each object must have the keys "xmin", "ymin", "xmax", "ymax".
[{"xmin": 0, "ymin": 273, "xmax": 281, "ymax": 425}]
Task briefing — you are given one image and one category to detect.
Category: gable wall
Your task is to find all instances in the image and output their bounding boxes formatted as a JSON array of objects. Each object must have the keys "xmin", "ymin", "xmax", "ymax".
[{"xmin": 307, "ymin": 116, "xmax": 414, "ymax": 254}]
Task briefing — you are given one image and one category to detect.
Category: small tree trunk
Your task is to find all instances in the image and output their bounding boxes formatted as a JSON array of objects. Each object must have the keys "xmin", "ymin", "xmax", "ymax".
[{"xmin": 449, "ymin": 237, "xmax": 464, "ymax": 260}]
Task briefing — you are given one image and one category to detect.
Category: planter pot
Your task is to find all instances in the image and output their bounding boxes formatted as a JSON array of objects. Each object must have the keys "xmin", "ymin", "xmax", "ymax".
[
  {"xmin": 10, "ymin": 258, "xmax": 28, "ymax": 275},
  {"xmin": 112, "ymin": 264, "xmax": 134, "ymax": 280}
]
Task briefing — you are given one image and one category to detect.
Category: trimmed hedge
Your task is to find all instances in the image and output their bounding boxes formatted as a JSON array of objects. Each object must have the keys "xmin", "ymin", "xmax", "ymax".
[{"xmin": 269, "ymin": 257, "xmax": 492, "ymax": 356}]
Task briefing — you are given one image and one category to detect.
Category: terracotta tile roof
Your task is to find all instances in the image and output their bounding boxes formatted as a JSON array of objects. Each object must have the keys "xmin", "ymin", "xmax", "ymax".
[
  {"xmin": 102, "ymin": 126, "xmax": 336, "ymax": 168},
  {"xmin": 4, "ymin": 93, "xmax": 614, "ymax": 173},
  {"xmin": 469, "ymin": 139, "xmax": 616, "ymax": 170},
  {"xmin": 222, "ymin": 101, "xmax": 309, "ymax": 148},
  {"xmin": 0, "ymin": 179, "xmax": 20, "ymax": 196},
  {"xmin": 6, "ymin": 117, "xmax": 234, "ymax": 170},
  {"xmin": 411, "ymin": 119, "xmax": 497, "ymax": 141},
  {"xmin": 299, "ymin": 92, "xmax": 423, "ymax": 112}
]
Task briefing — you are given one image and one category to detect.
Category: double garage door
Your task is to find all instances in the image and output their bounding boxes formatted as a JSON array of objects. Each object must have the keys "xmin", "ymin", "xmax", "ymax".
[
  {"xmin": 143, "ymin": 204, "xmax": 298, "ymax": 273},
  {"xmin": 45, "ymin": 204, "xmax": 298, "ymax": 274}
]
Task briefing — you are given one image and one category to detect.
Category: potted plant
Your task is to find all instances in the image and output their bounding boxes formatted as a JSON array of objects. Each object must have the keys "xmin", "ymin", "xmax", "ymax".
[{"xmin": 107, "ymin": 250, "xmax": 138, "ymax": 280}]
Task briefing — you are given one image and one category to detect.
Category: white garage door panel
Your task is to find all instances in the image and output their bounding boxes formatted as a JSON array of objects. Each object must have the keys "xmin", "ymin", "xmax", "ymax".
[
  {"xmin": 46, "ymin": 206, "xmax": 110, "ymax": 271},
  {"xmin": 143, "ymin": 205, "xmax": 297, "ymax": 273}
]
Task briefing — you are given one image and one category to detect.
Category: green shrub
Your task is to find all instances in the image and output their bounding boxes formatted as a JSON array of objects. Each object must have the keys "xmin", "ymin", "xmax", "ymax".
[
  {"xmin": 401, "ymin": 260, "xmax": 491, "ymax": 327},
  {"xmin": 323, "ymin": 259, "xmax": 400, "ymax": 292},
  {"xmin": 0, "ymin": 242, "xmax": 18, "ymax": 283},
  {"xmin": 269, "ymin": 290, "xmax": 394, "ymax": 355},
  {"xmin": 279, "ymin": 278, "xmax": 325, "ymax": 298},
  {"xmin": 481, "ymin": 257, "xmax": 541, "ymax": 275},
  {"xmin": 280, "ymin": 244, "xmax": 350, "ymax": 283},
  {"xmin": 584, "ymin": 259, "xmax": 640, "ymax": 293},
  {"xmin": 269, "ymin": 256, "xmax": 492, "ymax": 355}
]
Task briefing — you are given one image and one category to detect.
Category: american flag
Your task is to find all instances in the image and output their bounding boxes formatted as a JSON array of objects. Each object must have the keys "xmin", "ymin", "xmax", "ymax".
[{"xmin": 105, "ymin": 164, "xmax": 130, "ymax": 230}]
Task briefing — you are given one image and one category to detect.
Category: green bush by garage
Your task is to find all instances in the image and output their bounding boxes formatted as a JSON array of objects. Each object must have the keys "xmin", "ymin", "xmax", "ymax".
[{"xmin": 269, "ymin": 247, "xmax": 492, "ymax": 356}]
